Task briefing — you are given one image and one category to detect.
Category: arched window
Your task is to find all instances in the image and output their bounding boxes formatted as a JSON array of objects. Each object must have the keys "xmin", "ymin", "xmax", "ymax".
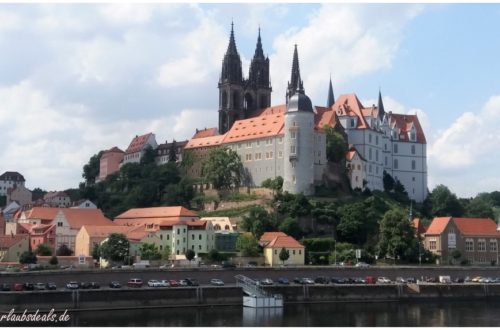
[
  {"xmin": 233, "ymin": 91, "xmax": 240, "ymax": 108},
  {"xmin": 221, "ymin": 91, "xmax": 227, "ymax": 108}
]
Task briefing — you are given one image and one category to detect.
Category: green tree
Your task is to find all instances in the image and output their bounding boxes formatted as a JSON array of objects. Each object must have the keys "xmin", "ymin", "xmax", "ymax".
[
  {"xmin": 56, "ymin": 244, "xmax": 73, "ymax": 256},
  {"xmin": 278, "ymin": 217, "xmax": 302, "ymax": 239},
  {"xmin": 377, "ymin": 209, "xmax": 419, "ymax": 262},
  {"xmin": 162, "ymin": 245, "xmax": 172, "ymax": 261},
  {"xmin": 207, "ymin": 249, "xmax": 222, "ymax": 262},
  {"xmin": 279, "ymin": 247, "xmax": 290, "ymax": 265},
  {"xmin": 34, "ymin": 244, "xmax": 52, "ymax": 256},
  {"xmin": 180, "ymin": 149, "xmax": 195, "ymax": 175},
  {"xmin": 240, "ymin": 205, "xmax": 273, "ymax": 239},
  {"xmin": 383, "ymin": 171, "xmax": 395, "ymax": 192},
  {"xmin": 138, "ymin": 243, "xmax": 161, "ymax": 261},
  {"xmin": 140, "ymin": 145, "xmax": 157, "ymax": 164},
  {"xmin": 235, "ymin": 233, "xmax": 260, "ymax": 257},
  {"xmin": 430, "ymin": 184, "xmax": 464, "ymax": 217},
  {"xmin": 168, "ymin": 140, "xmax": 178, "ymax": 162},
  {"xmin": 49, "ymin": 256, "xmax": 59, "ymax": 266},
  {"xmin": 100, "ymin": 233, "xmax": 130, "ymax": 263},
  {"xmin": 82, "ymin": 151, "xmax": 104, "ymax": 185},
  {"xmin": 323, "ymin": 125, "xmax": 348, "ymax": 162},
  {"xmin": 185, "ymin": 249, "xmax": 196, "ymax": 261},
  {"xmin": 19, "ymin": 251, "xmax": 37, "ymax": 264},
  {"xmin": 31, "ymin": 188, "xmax": 47, "ymax": 201},
  {"xmin": 202, "ymin": 147, "xmax": 244, "ymax": 190},
  {"xmin": 337, "ymin": 202, "xmax": 366, "ymax": 244},
  {"xmin": 261, "ymin": 176, "xmax": 283, "ymax": 195},
  {"xmin": 91, "ymin": 243, "xmax": 100, "ymax": 260},
  {"xmin": 465, "ymin": 196, "xmax": 495, "ymax": 219}
]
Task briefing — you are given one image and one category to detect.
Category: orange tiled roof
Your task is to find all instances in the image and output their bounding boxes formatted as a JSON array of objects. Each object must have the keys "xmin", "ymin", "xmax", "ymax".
[
  {"xmin": 104, "ymin": 146, "xmax": 124, "ymax": 154},
  {"xmin": 332, "ymin": 94, "xmax": 370, "ymax": 129},
  {"xmin": 260, "ymin": 231, "xmax": 287, "ymax": 243},
  {"xmin": 412, "ymin": 218, "xmax": 427, "ymax": 236},
  {"xmin": 346, "ymin": 146, "xmax": 366, "ymax": 162},
  {"xmin": 0, "ymin": 234, "xmax": 28, "ymax": 248},
  {"xmin": 125, "ymin": 133, "xmax": 154, "ymax": 154},
  {"xmin": 23, "ymin": 207, "xmax": 62, "ymax": 221},
  {"xmin": 82, "ymin": 225, "xmax": 135, "ymax": 238},
  {"xmin": 192, "ymin": 128, "xmax": 218, "ymax": 139},
  {"xmin": 224, "ymin": 112, "xmax": 285, "ymax": 144},
  {"xmin": 115, "ymin": 206, "xmax": 197, "ymax": 220},
  {"xmin": 388, "ymin": 113, "xmax": 427, "ymax": 144},
  {"xmin": 59, "ymin": 209, "xmax": 114, "ymax": 229},
  {"xmin": 425, "ymin": 217, "xmax": 451, "ymax": 235},
  {"xmin": 267, "ymin": 235, "xmax": 304, "ymax": 249},
  {"xmin": 250, "ymin": 105, "xmax": 287, "ymax": 117},
  {"xmin": 184, "ymin": 134, "xmax": 227, "ymax": 149}
]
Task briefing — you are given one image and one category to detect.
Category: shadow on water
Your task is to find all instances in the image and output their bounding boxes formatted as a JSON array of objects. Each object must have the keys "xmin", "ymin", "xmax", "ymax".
[{"xmin": 5, "ymin": 300, "xmax": 500, "ymax": 327}]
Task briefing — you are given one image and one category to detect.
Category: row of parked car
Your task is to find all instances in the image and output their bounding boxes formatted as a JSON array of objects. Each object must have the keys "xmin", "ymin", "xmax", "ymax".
[
  {"xmin": 126, "ymin": 278, "xmax": 225, "ymax": 288},
  {"xmin": 0, "ymin": 282, "xmax": 58, "ymax": 291}
]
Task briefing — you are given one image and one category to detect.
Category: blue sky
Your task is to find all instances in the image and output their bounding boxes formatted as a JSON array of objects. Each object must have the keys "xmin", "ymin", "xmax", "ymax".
[{"xmin": 0, "ymin": 3, "xmax": 499, "ymax": 198}]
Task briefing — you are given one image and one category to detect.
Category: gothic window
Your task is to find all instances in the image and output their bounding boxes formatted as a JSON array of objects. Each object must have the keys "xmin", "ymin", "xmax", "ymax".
[
  {"xmin": 244, "ymin": 93, "xmax": 253, "ymax": 110},
  {"xmin": 394, "ymin": 159, "xmax": 398, "ymax": 169},
  {"xmin": 411, "ymin": 145, "xmax": 416, "ymax": 154},
  {"xmin": 260, "ymin": 95, "xmax": 267, "ymax": 108},
  {"xmin": 222, "ymin": 91, "xmax": 228, "ymax": 108},
  {"xmin": 412, "ymin": 160, "xmax": 416, "ymax": 170},
  {"xmin": 233, "ymin": 91, "xmax": 240, "ymax": 108}
]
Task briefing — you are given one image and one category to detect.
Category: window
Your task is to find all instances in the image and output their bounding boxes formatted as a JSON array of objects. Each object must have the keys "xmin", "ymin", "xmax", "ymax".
[
  {"xmin": 357, "ymin": 164, "xmax": 361, "ymax": 170},
  {"xmin": 369, "ymin": 148, "xmax": 372, "ymax": 160},
  {"xmin": 376, "ymin": 136, "xmax": 379, "ymax": 145},
  {"xmin": 411, "ymin": 145, "xmax": 416, "ymax": 155},
  {"xmin": 266, "ymin": 138, "xmax": 273, "ymax": 145},
  {"xmin": 393, "ymin": 144, "xmax": 398, "ymax": 153},
  {"xmin": 256, "ymin": 140, "xmax": 260, "ymax": 146},
  {"xmin": 293, "ymin": 121, "xmax": 297, "ymax": 127},
  {"xmin": 350, "ymin": 118, "xmax": 355, "ymax": 127},
  {"xmin": 412, "ymin": 160, "xmax": 416, "ymax": 170},
  {"xmin": 478, "ymin": 239, "xmax": 486, "ymax": 252},
  {"xmin": 246, "ymin": 153, "xmax": 252, "ymax": 161},
  {"xmin": 192, "ymin": 234, "xmax": 195, "ymax": 240},
  {"xmin": 278, "ymin": 151, "xmax": 283, "ymax": 158},
  {"xmin": 465, "ymin": 239, "xmax": 474, "ymax": 252},
  {"xmin": 299, "ymin": 250, "xmax": 302, "ymax": 255},
  {"xmin": 293, "ymin": 250, "xmax": 296, "ymax": 255},
  {"xmin": 57, "ymin": 222, "xmax": 63, "ymax": 227},
  {"xmin": 369, "ymin": 134, "xmax": 372, "ymax": 143},
  {"xmin": 394, "ymin": 159, "xmax": 398, "ymax": 169},
  {"xmin": 191, "ymin": 245, "xmax": 194, "ymax": 250},
  {"xmin": 266, "ymin": 152, "xmax": 273, "ymax": 159},
  {"xmin": 429, "ymin": 240, "xmax": 437, "ymax": 250},
  {"xmin": 199, "ymin": 245, "xmax": 202, "ymax": 250},
  {"xmin": 376, "ymin": 150, "xmax": 379, "ymax": 162},
  {"xmin": 275, "ymin": 250, "xmax": 277, "ymax": 255},
  {"xmin": 290, "ymin": 145, "xmax": 296, "ymax": 154},
  {"xmin": 278, "ymin": 137, "xmax": 283, "ymax": 144},
  {"xmin": 255, "ymin": 153, "xmax": 262, "ymax": 160},
  {"xmin": 167, "ymin": 234, "xmax": 170, "ymax": 240},
  {"xmin": 291, "ymin": 131, "xmax": 296, "ymax": 139},
  {"xmin": 199, "ymin": 234, "xmax": 202, "ymax": 240},
  {"xmin": 369, "ymin": 164, "xmax": 372, "ymax": 173},
  {"xmin": 490, "ymin": 240, "xmax": 498, "ymax": 252},
  {"xmin": 246, "ymin": 142, "xmax": 252, "ymax": 148},
  {"xmin": 183, "ymin": 228, "xmax": 186, "ymax": 233}
]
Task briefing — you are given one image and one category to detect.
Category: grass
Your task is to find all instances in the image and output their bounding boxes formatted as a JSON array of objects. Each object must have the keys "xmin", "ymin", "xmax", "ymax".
[{"xmin": 198, "ymin": 204, "xmax": 257, "ymax": 217}]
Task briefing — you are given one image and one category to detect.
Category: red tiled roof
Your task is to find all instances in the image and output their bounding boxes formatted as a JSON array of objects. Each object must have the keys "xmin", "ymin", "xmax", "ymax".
[
  {"xmin": 412, "ymin": 218, "xmax": 427, "ymax": 236},
  {"xmin": 184, "ymin": 134, "xmax": 226, "ymax": 149},
  {"xmin": 453, "ymin": 218, "xmax": 500, "ymax": 237},
  {"xmin": 224, "ymin": 112, "xmax": 284, "ymax": 144},
  {"xmin": 125, "ymin": 133, "xmax": 154, "ymax": 154},
  {"xmin": 331, "ymin": 94, "xmax": 370, "ymax": 129},
  {"xmin": 346, "ymin": 146, "xmax": 366, "ymax": 162},
  {"xmin": 388, "ymin": 113, "xmax": 427, "ymax": 144},
  {"xmin": 23, "ymin": 207, "xmax": 62, "ymax": 221},
  {"xmin": 192, "ymin": 128, "xmax": 218, "ymax": 139},
  {"xmin": 115, "ymin": 206, "xmax": 198, "ymax": 220},
  {"xmin": 260, "ymin": 231, "xmax": 287, "ymax": 243},
  {"xmin": 267, "ymin": 235, "xmax": 304, "ymax": 249},
  {"xmin": 104, "ymin": 146, "xmax": 124, "ymax": 154},
  {"xmin": 425, "ymin": 217, "xmax": 451, "ymax": 235},
  {"xmin": 0, "ymin": 234, "xmax": 28, "ymax": 248},
  {"xmin": 250, "ymin": 105, "xmax": 287, "ymax": 117},
  {"xmin": 82, "ymin": 225, "xmax": 135, "ymax": 238}
]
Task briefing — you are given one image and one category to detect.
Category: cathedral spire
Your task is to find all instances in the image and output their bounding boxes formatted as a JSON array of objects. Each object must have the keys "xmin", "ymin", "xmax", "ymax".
[
  {"xmin": 378, "ymin": 88, "xmax": 386, "ymax": 120},
  {"xmin": 327, "ymin": 75, "xmax": 335, "ymax": 107},
  {"xmin": 253, "ymin": 26, "xmax": 265, "ymax": 60},
  {"xmin": 220, "ymin": 21, "xmax": 243, "ymax": 84},
  {"xmin": 287, "ymin": 44, "xmax": 304, "ymax": 103},
  {"xmin": 226, "ymin": 20, "xmax": 238, "ymax": 55}
]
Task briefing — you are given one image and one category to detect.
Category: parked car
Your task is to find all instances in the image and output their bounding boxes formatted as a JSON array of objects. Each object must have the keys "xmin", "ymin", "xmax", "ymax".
[
  {"xmin": 179, "ymin": 280, "xmax": 189, "ymax": 286},
  {"xmin": 377, "ymin": 277, "xmax": 391, "ymax": 284},
  {"xmin": 452, "ymin": 277, "xmax": 464, "ymax": 283},
  {"xmin": 365, "ymin": 276, "xmax": 376, "ymax": 284},
  {"xmin": 66, "ymin": 281, "xmax": 79, "ymax": 290},
  {"xmin": 158, "ymin": 280, "xmax": 170, "ymax": 287},
  {"xmin": 12, "ymin": 283, "xmax": 24, "ymax": 291},
  {"xmin": 302, "ymin": 278, "xmax": 315, "ymax": 285},
  {"xmin": 471, "ymin": 276, "xmax": 482, "ymax": 283},
  {"xmin": 45, "ymin": 282, "xmax": 57, "ymax": 290},
  {"xmin": 1, "ymin": 283, "xmax": 11, "ymax": 291},
  {"xmin": 169, "ymin": 279, "xmax": 180, "ymax": 287},
  {"xmin": 148, "ymin": 280, "xmax": 161, "ymax": 287},
  {"xmin": 222, "ymin": 261, "xmax": 236, "ymax": 269},
  {"xmin": 90, "ymin": 282, "xmax": 100, "ymax": 289},
  {"xmin": 210, "ymin": 279, "xmax": 225, "ymax": 286},
  {"xmin": 314, "ymin": 276, "xmax": 330, "ymax": 284},
  {"xmin": 80, "ymin": 282, "xmax": 92, "ymax": 289},
  {"xmin": 355, "ymin": 262, "xmax": 370, "ymax": 268},
  {"xmin": 426, "ymin": 277, "xmax": 438, "ymax": 283},
  {"xmin": 185, "ymin": 278, "xmax": 199, "ymax": 286},
  {"xmin": 109, "ymin": 281, "xmax": 122, "ymax": 288},
  {"xmin": 480, "ymin": 277, "xmax": 494, "ymax": 283},
  {"xmin": 23, "ymin": 283, "xmax": 35, "ymax": 290},
  {"xmin": 260, "ymin": 278, "xmax": 274, "ymax": 286},
  {"xmin": 34, "ymin": 282, "xmax": 46, "ymax": 290},
  {"xmin": 406, "ymin": 277, "xmax": 417, "ymax": 284},
  {"xmin": 331, "ymin": 277, "xmax": 348, "ymax": 284},
  {"xmin": 352, "ymin": 277, "xmax": 366, "ymax": 284},
  {"xmin": 127, "ymin": 278, "xmax": 143, "ymax": 288},
  {"xmin": 277, "ymin": 277, "xmax": 290, "ymax": 285},
  {"xmin": 396, "ymin": 277, "xmax": 407, "ymax": 284},
  {"xmin": 293, "ymin": 277, "xmax": 303, "ymax": 284}
]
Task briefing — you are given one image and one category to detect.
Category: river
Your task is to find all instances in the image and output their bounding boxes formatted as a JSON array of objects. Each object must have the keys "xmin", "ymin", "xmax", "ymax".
[{"xmin": 8, "ymin": 300, "xmax": 499, "ymax": 327}]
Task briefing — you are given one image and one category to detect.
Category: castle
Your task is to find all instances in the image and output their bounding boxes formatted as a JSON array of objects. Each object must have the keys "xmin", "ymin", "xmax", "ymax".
[{"xmin": 184, "ymin": 24, "xmax": 428, "ymax": 202}]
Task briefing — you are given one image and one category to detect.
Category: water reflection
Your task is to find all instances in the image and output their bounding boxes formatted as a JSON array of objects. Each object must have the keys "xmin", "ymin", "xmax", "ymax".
[{"xmin": 42, "ymin": 300, "xmax": 500, "ymax": 327}]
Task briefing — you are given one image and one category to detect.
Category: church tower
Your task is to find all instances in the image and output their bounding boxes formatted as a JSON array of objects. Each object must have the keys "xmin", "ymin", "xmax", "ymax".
[
  {"xmin": 218, "ymin": 22, "xmax": 245, "ymax": 134},
  {"xmin": 245, "ymin": 28, "xmax": 272, "ymax": 115},
  {"xmin": 286, "ymin": 45, "xmax": 304, "ymax": 104}
]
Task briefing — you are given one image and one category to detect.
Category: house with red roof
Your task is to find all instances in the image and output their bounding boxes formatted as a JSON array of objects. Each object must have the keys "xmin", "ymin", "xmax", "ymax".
[
  {"xmin": 424, "ymin": 217, "xmax": 500, "ymax": 265},
  {"xmin": 156, "ymin": 140, "xmax": 188, "ymax": 165},
  {"xmin": 260, "ymin": 231, "xmax": 304, "ymax": 266},
  {"xmin": 122, "ymin": 133, "xmax": 158, "ymax": 165},
  {"xmin": 97, "ymin": 146, "xmax": 124, "ymax": 182},
  {"xmin": 0, "ymin": 234, "xmax": 29, "ymax": 262},
  {"xmin": 346, "ymin": 145, "xmax": 367, "ymax": 190},
  {"xmin": 43, "ymin": 191, "xmax": 71, "ymax": 207}
]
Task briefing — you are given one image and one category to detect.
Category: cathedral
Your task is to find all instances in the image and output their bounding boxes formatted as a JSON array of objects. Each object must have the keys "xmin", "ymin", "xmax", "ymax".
[{"xmin": 185, "ymin": 24, "xmax": 428, "ymax": 202}]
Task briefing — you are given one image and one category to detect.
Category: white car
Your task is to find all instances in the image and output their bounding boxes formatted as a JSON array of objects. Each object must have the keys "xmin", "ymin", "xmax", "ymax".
[
  {"xmin": 302, "ymin": 278, "xmax": 315, "ymax": 285},
  {"xmin": 148, "ymin": 280, "xmax": 161, "ymax": 287},
  {"xmin": 377, "ymin": 277, "xmax": 391, "ymax": 284},
  {"xmin": 355, "ymin": 262, "xmax": 370, "ymax": 268},
  {"xmin": 158, "ymin": 280, "xmax": 170, "ymax": 287},
  {"xmin": 210, "ymin": 279, "xmax": 225, "ymax": 286}
]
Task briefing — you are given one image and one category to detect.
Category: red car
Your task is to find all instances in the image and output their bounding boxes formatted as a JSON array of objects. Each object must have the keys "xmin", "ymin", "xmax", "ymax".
[
  {"xmin": 127, "ymin": 278, "xmax": 143, "ymax": 288},
  {"xmin": 12, "ymin": 283, "xmax": 24, "ymax": 291},
  {"xmin": 168, "ymin": 279, "xmax": 179, "ymax": 287}
]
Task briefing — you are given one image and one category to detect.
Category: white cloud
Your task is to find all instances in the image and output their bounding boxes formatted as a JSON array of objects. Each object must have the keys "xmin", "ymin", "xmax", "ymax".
[
  {"xmin": 270, "ymin": 4, "xmax": 424, "ymax": 105},
  {"xmin": 98, "ymin": 4, "xmax": 155, "ymax": 25},
  {"xmin": 0, "ymin": 10, "xmax": 21, "ymax": 31},
  {"xmin": 427, "ymin": 95, "xmax": 500, "ymax": 197}
]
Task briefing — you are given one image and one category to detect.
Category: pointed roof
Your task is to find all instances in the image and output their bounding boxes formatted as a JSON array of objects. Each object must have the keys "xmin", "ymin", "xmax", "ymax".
[
  {"xmin": 378, "ymin": 90, "xmax": 385, "ymax": 120},
  {"xmin": 220, "ymin": 22, "xmax": 243, "ymax": 84},
  {"xmin": 327, "ymin": 76, "xmax": 335, "ymax": 108},
  {"xmin": 253, "ymin": 27, "xmax": 265, "ymax": 60},
  {"xmin": 226, "ymin": 21, "xmax": 238, "ymax": 55},
  {"xmin": 23, "ymin": 207, "xmax": 62, "ymax": 222},
  {"xmin": 287, "ymin": 44, "xmax": 304, "ymax": 98},
  {"xmin": 115, "ymin": 206, "xmax": 198, "ymax": 220},
  {"xmin": 59, "ymin": 208, "xmax": 114, "ymax": 229},
  {"xmin": 267, "ymin": 235, "xmax": 304, "ymax": 249},
  {"xmin": 125, "ymin": 133, "xmax": 155, "ymax": 154},
  {"xmin": 425, "ymin": 217, "xmax": 500, "ymax": 237}
]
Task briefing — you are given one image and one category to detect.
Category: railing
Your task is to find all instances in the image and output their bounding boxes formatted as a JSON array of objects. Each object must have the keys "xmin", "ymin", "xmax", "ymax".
[{"xmin": 235, "ymin": 274, "xmax": 282, "ymax": 299}]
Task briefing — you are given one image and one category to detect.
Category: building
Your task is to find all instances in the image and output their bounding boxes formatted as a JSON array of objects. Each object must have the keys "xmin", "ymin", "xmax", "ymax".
[
  {"xmin": 202, "ymin": 217, "xmax": 238, "ymax": 252},
  {"xmin": 75, "ymin": 225, "xmax": 136, "ymax": 257},
  {"xmin": 43, "ymin": 191, "xmax": 71, "ymax": 208},
  {"xmin": 0, "ymin": 214, "xmax": 5, "ymax": 235},
  {"xmin": 114, "ymin": 206, "xmax": 215, "ymax": 257},
  {"xmin": 97, "ymin": 147, "xmax": 124, "ymax": 181},
  {"xmin": 0, "ymin": 235, "xmax": 29, "ymax": 262},
  {"xmin": 183, "ymin": 24, "xmax": 428, "ymax": 201},
  {"xmin": 6, "ymin": 185, "xmax": 32, "ymax": 207},
  {"xmin": 70, "ymin": 199, "xmax": 97, "ymax": 209},
  {"xmin": 0, "ymin": 171, "xmax": 25, "ymax": 197},
  {"xmin": 122, "ymin": 133, "xmax": 158, "ymax": 165},
  {"xmin": 260, "ymin": 231, "xmax": 304, "ymax": 267},
  {"xmin": 156, "ymin": 140, "xmax": 188, "ymax": 165},
  {"xmin": 424, "ymin": 217, "xmax": 500, "ymax": 265}
]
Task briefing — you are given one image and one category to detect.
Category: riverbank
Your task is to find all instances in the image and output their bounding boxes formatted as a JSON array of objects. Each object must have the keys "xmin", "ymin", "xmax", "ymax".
[{"xmin": 2, "ymin": 283, "xmax": 500, "ymax": 313}]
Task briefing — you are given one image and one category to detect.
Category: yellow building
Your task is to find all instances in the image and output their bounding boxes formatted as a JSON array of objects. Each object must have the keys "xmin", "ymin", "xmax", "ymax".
[
  {"xmin": 260, "ymin": 232, "xmax": 305, "ymax": 267},
  {"xmin": 0, "ymin": 235, "xmax": 29, "ymax": 262},
  {"xmin": 75, "ymin": 225, "xmax": 136, "ymax": 257}
]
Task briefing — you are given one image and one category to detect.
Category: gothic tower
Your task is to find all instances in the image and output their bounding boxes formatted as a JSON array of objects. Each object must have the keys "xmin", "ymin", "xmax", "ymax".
[
  {"xmin": 327, "ymin": 76, "xmax": 335, "ymax": 108},
  {"xmin": 286, "ymin": 44, "xmax": 304, "ymax": 104},
  {"xmin": 245, "ymin": 28, "xmax": 272, "ymax": 115},
  {"xmin": 218, "ymin": 22, "xmax": 245, "ymax": 134}
]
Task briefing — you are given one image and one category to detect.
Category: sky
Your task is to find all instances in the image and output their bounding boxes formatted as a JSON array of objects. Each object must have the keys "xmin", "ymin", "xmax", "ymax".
[{"xmin": 1, "ymin": 3, "xmax": 500, "ymax": 198}]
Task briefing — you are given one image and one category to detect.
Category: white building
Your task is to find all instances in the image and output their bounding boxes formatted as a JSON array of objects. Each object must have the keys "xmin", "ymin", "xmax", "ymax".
[
  {"xmin": 0, "ymin": 171, "xmax": 25, "ymax": 197},
  {"xmin": 122, "ymin": 133, "xmax": 158, "ymax": 165}
]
